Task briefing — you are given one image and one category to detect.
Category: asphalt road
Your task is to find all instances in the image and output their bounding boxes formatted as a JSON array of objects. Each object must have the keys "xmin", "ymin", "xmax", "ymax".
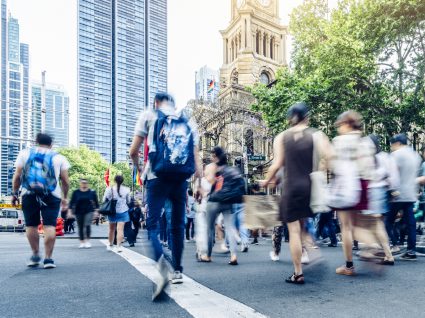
[{"xmin": 1, "ymin": 232, "xmax": 424, "ymax": 318}]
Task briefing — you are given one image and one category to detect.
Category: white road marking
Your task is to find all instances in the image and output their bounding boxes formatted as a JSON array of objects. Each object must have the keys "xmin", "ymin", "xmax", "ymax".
[{"xmin": 101, "ymin": 240, "xmax": 267, "ymax": 318}]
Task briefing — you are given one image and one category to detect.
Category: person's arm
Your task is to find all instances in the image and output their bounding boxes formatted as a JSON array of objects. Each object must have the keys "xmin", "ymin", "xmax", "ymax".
[
  {"xmin": 60, "ymin": 169, "xmax": 70, "ymax": 210},
  {"xmin": 12, "ymin": 166, "xmax": 23, "ymax": 206},
  {"xmin": 69, "ymin": 191, "xmax": 77, "ymax": 212},
  {"xmin": 205, "ymin": 163, "xmax": 216, "ymax": 185},
  {"xmin": 261, "ymin": 132, "xmax": 285, "ymax": 187},
  {"xmin": 93, "ymin": 191, "xmax": 100, "ymax": 209},
  {"xmin": 129, "ymin": 135, "xmax": 144, "ymax": 171}
]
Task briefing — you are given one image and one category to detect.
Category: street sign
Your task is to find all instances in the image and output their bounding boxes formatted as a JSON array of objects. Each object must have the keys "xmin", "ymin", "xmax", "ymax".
[{"xmin": 248, "ymin": 155, "xmax": 266, "ymax": 161}]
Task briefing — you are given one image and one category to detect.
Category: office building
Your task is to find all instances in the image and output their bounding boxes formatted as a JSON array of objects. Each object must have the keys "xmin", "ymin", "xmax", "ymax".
[
  {"xmin": 0, "ymin": 0, "xmax": 30, "ymax": 196},
  {"xmin": 31, "ymin": 77, "xmax": 69, "ymax": 148},
  {"xmin": 78, "ymin": 0, "xmax": 167, "ymax": 162},
  {"xmin": 195, "ymin": 66, "xmax": 220, "ymax": 103}
]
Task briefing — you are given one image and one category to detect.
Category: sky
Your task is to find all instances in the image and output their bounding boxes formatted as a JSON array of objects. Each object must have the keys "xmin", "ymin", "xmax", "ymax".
[{"xmin": 8, "ymin": 0, "xmax": 335, "ymax": 145}]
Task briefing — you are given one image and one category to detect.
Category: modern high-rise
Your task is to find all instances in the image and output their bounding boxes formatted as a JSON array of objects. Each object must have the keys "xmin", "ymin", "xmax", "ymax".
[
  {"xmin": 0, "ymin": 0, "xmax": 31, "ymax": 196},
  {"xmin": 31, "ymin": 78, "xmax": 70, "ymax": 148},
  {"xmin": 78, "ymin": 0, "xmax": 167, "ymax": 163},
  {"xmin": 195, "ymin": 66, "xmax": 220, "ymax": 103}
]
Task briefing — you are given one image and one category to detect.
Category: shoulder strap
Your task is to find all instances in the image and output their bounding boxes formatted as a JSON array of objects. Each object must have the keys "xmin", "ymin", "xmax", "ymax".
[{"xmin": 311, "ymin": 130, "xmax": 322, "ymax": 172}]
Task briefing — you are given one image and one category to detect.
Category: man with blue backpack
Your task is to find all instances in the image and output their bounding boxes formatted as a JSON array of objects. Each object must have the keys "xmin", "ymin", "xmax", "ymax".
[
  {"xmin": 12, "ymin": 133, "xmax": 70, "ymax": 269},
  {"xmin": 130, "ymin": 93, "xmax": 202, "ymax": 300}
]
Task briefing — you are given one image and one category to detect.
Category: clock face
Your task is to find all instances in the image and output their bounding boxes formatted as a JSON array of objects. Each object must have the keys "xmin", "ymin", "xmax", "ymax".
[
  {"xmin": 237, "ymin": 0, "xmax": 245, "ymax": 8},
  {"xmin": 257, "ymin": 0, "xmax": 271, "ymax": 6}
]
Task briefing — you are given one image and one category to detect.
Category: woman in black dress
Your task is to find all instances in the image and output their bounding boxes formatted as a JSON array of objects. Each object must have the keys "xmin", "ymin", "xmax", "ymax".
[{"xmin": 262, "ymin": 102, "xmax": 330, "ymax": 284}]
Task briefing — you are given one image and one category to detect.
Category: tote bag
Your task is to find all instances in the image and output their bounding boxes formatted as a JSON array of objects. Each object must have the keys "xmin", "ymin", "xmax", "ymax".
[
  {"xmin": 99, "ymin": 188, "xmax": 117, "ymax": 216},
  {"xmin": 328, "ymin": 160, "xmax": 361, "ymax": 209},
  {"xmin": 310, "ymin": 131, "xmax": 330, "ymax": 213},
  {"xmin": 243, "ymin": 195, "xmax": 281, "ymax": 229}
]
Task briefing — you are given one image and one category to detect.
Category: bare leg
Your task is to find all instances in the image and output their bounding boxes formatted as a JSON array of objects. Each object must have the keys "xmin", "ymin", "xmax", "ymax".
[
  {"xmin": 116, "ymin": 222, "xmax": 125, "ymax": 246},
  {"xmin": 43, "ymin": 226, "xmax": 56, "ymax": 259},
  {"xmin": 375, "ymin": 218, "xmax": 394, "ymax": 261},
  {"xmin": 287, "ymin": 221, "xmax": 303, "ymax": 275},
  {"xmin": 26, "ymin": 227, "xmax": 40, "ymax": 256},
  {"xmin": 337, "ymin": 211, "xmax": 354, "ymax": 262},
  {"xmin": 108, "ymin": 223, "xmax": 116, "ymax": 245}
]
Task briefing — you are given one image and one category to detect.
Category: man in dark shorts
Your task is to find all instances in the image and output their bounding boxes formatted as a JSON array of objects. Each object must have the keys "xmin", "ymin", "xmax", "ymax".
[{"xmin": 12, "ymin": 133, "xmax": 70, "ymax": 269}]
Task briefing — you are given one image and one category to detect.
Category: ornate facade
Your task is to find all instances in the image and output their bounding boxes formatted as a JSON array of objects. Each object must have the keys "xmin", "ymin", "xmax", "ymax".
[{"xmin": 196, "ymin": 0, "xmax": 287, "ymax": 173}]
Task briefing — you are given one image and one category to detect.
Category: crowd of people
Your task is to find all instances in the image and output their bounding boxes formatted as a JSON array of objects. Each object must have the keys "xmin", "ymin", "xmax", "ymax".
[{"xmin": 11, "ymin": 93, "xmax": 425, "ymax": 300}]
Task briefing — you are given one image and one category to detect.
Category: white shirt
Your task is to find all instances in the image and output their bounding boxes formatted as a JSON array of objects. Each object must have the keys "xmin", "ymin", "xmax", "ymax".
[
  {"xmin": 15, "ymin": 147, "xmax": 70, "ymax": 199},
  {"xmin": 103, "ymin": 185, "xmax": 130, "ymax": 213}
]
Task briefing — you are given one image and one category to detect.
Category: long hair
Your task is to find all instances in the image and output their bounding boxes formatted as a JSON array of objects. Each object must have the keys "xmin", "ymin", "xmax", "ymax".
[{"xmin": 115, "ymin": 175, "xmax": 124, "ymax": 197}]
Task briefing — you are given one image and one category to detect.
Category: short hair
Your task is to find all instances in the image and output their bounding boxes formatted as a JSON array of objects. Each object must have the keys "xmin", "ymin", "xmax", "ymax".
[
  {"xmin": 390, "ymin": 133, "xmax": 408, "ymax": 145},
  {"xmin": 287, "ymin": 102, "xmax": 309, "ymax": 126},
  {"xmin": 335, "ymin": 110, "xmax": 363, "ymax": 131},
  {"xmin": 36, "ymin": 133, "xmax": 53, "ymax": 146},
  {"xmin": 154, "ymin": 93, "xmax": 174, "ymax": 107},
  {"xmin": 188, "ymin": 189, "xmax": 193, "ymax": 196},
  {"xmin": 211, "ymin": 146, "xmax": 227, "ymax": 166},
  {"xmin": 80, "ymin": 178, "xmax": 88, "ymax": 183}
]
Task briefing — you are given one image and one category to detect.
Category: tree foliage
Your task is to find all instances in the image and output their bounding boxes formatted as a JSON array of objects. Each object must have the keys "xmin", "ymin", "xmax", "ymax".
[
  {"xmin": 251, "ymin": 0, "xmax": 425, "ymax": 144},
  {"xmin": 58, "ymin": 145, "xmax": 132, "ymax": 198}
]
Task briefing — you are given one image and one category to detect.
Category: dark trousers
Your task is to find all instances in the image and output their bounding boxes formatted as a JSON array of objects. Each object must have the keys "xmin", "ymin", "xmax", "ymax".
[
  {"xmin": 317, "ymin": 212, "xmax": 337, "ymax": 245},
  {"xmin": 146, "ymin": 178, "xmax": 187, "ymax": 272},
  {"xmin": 385, "ymin": 202, "xmax": 416, "ymax": 252},
  {"xmin": 186, "ymin": 217, "xmax": 195, "ymax": 240},
  {"xmin": 124, "ymin": 222, "xmax": 136, "ymax": 244},
  {"xmin": 75, "ymin": 213, "xmax": 92, "ymax": 241}
]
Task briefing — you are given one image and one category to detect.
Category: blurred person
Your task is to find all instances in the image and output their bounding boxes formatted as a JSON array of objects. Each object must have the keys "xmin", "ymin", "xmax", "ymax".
[
  {"xmin": 232, "ymin": 202, "xmax": 249, "ymax": 252},
  {"xmin": 69, "ymin": 179, "xmax": 99, "ymax": 249},
  {"xmin": 124, "ymin": 198, "xmax": 141, "ymax": 247},
  {"xmin": 12, "ymin": 133, "xmax": 70, "ymax": 269},
  {"xmin": 418, "ymin": 147, "xmax": 425, "ymax": 222},
  {"xmin": 331, "ymin": 111, "xmax": 376, "ymax": 276},
  {"xmin": 129, "ymin": 93, "xmax": 202, "ymax": 299},
  {"xmin": 186, "ymin": 189, "xmax": 196, "ymax": 242},
  {"xmin": 250, "ymin": 183, "xmax": 266, "ymax": 245},
  {"xmin": 316, "ymin": 211, "xmax": 338, "ymax": 247},
  {"xmin": 261, "ymin": 102, "xmax": 331, "ymax": 284},
  {"xmin": 198, "ymin": 146, "xmax": 244, "ymax": 265},
  {"xmin": 195, "ymin": 167, "xmax": 211, "ymax": 261},
  {"xmin": 385, "ymin": 134, "xmax": 421, "ymax": 260},
  {"xmin": 103, "ymin": 175, "xmax": 131, "ymax": 253},
  {"xmin": 355, "ymin": 134, "xmax": 399, "ymax": 265}
]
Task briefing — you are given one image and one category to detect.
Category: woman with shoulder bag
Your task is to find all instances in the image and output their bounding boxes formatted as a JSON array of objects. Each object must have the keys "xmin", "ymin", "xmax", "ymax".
[
  {"xmin": 330, "ymin": 111, "xmax": 376, "ymax": 276},
  {"xmin": 261, "ymin": 102, "xmax": 331, "ymax": 284},
  {"xmin": 103, "ymin": 175, "xmax": 131, "ymax": 252}
]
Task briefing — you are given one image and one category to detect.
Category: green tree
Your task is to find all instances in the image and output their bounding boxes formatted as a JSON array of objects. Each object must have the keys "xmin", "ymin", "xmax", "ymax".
[
  {"xmin": 251, "ymin": 0, "xmax": 425, "ymax": 144},
  {"xmin": 58, "ymin": 146, "xmax": 133, "ymax": 198}
]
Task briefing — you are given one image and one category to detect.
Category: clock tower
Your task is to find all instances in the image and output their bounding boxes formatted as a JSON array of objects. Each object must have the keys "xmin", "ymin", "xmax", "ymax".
[{"xmin": 220, "ymin": 0, "xmax": 287, "ymax": 102}]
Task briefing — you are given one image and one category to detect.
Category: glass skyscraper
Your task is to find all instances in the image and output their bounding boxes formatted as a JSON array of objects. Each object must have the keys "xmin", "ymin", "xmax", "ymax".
[
  {"xmin": 31, "ymin": 81, "xmax": 70, "ymax": 148},
  {"xmin": 78, "ymin": 0, "xmax": 167, "ymax": 163},
  {"xmin": 0, "ymin": 0, "xmax": 30, "ymax": 196}
]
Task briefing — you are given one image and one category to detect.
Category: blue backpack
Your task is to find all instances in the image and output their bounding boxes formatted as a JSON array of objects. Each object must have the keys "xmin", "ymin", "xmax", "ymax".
[
  {"xmin": 22, "ymin": 149, "xmax": 57, "ymax": 195},
  {"xmin": 149, "ymin": 110, "xmax": 195, "ymax": 180}
]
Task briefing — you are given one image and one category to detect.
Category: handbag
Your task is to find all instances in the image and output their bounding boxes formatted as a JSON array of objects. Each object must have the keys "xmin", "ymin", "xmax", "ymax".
[
  {"xmin": 99, "ymin": 187, "xmax": 117, "ymax": 216},
  {"xmin": 243, "ymin": 195, "xmax": 281, "ymax": 229},
  {"xmin": 310, "ymin": 131, "xmax": 330, "ymax": 213},
  {"xmin": 328, "ymin": 160, "xmax": 361, "ymax": 209}
]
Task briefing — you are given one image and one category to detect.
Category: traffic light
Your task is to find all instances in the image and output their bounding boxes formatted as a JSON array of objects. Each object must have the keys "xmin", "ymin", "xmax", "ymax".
[{"xmin": 234, "ymin": 156, "xmax": 243, "ymax": 174}]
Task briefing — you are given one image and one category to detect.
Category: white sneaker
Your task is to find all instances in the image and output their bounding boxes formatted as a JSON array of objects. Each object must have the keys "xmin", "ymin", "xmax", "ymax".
[
  {"xmin": 269, "ymin": 251, "xmax": 280, "ymax": 262},
  {"xmin": 79, "ymin": 243, "xmax": 85, "ymax": 249},
  {"xmin": 301, "ymin": 249, "xmax": 310, "ymax": 264},
  {"xmin": 84, "ymin": 242, "xmax": 92, "ymax": 249},
  {"xmin": 116, "ymin": 245, "xmax": 123, "ymax": 253},
  {"xmin": 106, "ymin": 245, "xmax": 114, "ymax": 251}
]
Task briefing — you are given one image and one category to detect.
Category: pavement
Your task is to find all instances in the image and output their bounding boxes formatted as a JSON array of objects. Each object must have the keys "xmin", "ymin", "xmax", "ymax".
[{"xmin": 1, "ymin": 231, "xmax": 424, "ymax": 318}]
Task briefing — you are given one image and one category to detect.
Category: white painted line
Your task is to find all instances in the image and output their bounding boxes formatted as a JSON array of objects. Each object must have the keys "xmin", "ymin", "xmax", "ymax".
[{"xmin": 100, "ymin": 240, "xmax": 267, "ymax": 318}]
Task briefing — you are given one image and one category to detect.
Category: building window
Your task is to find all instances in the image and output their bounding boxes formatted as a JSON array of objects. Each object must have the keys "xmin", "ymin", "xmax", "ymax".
[
  {"xmin": 270, "ymin": 37, "xmax": 274, "ymax": 60},
  {"xmin": 256, "ymin": 32, "xmax": 260, "ymax": 54},
  {"xmin": 260, "ymin": 72, "xmax": 270, "ymax": 85}
]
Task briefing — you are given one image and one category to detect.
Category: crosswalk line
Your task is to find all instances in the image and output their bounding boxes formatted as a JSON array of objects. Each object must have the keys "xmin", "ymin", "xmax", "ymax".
[{"xmin": 100, "ymin": 240, "xmax": 267, "ymax": 318}]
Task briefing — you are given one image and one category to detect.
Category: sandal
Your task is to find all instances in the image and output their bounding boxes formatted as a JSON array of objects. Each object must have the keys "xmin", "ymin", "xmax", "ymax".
[
  {"xmin": 377, "ymin": 259, "xmax": 394, "ymax": 266},
  {"xmin": 228, "ymin": 259, "xmax": 238, "ymax": 266},
  {"xmin": 285, "ymin": 273, "xmax": 305, "ymax": 284},
  {"xmin": 197, "ymin": 254, "xmax": 211, "ymax": 263}
]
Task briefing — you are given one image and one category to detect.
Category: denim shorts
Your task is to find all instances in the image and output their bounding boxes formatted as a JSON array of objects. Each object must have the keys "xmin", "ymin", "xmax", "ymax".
[{"xmin": 108, "ymin": 211, "xmax": 130, "ymax": 223}]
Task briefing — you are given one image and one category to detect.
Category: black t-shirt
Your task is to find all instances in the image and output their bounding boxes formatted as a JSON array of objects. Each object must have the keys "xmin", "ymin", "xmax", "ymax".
[{"xmin": 70, "ymin": 189, "xmax": 99, "ymax": 215}]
